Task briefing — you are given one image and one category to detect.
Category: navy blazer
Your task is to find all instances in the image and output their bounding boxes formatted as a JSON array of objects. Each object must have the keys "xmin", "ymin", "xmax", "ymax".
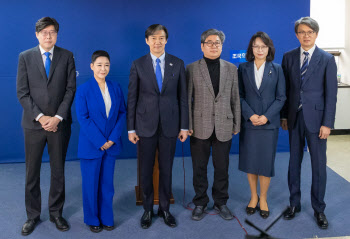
[
  {"xmin": 127, "ymin": 53, "xmax": 188, "ymax": 137},
  {"xmin": 238, "ymin": 61, "xmax": 286, "ymax": 129},
  {"xmin": 281, "ymin": 46, "xmax": 337, "ymax": 133},
  {"xmin": 75, "ymin": 78, "xmax": 126, "ymax": 159}
]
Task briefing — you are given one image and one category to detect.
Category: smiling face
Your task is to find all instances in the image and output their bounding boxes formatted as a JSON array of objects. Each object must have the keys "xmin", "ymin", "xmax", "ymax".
[
  {"xmin": 35, "ymin": 25, "xmax": 57, "ymax": 52},
  {"xmin": 296, "ymin": 24, "xmax": 318, "ymax": 51},
  {"xmin": 146, "ymin": 30, "xmax": 167, "ymax": 57},
  {"xmin": 252, "ymin": 37, "xmax": 269, "ymax": 61},
  {"xmin": 91, "ymin": 56, "xmax": 110, "ymax": 81},
  {"xmin": 201, "ymin": 35, "xmax": 222, "ymax": 59}
]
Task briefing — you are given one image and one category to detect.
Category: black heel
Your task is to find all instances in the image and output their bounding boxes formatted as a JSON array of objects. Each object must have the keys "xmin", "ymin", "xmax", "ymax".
[
  {"xmin": 259, "ymin": 200, "xmax": 269, "ymax": 219},
  {"xmin": 246, "ymin": 196, "xmax": 260, "ymax": 215}
]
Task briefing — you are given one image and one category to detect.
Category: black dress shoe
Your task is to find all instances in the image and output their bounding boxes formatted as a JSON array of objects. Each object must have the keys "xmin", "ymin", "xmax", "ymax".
[
  {"xmin": 49, "ymin": 216, "xmax": 70, "ymax": 231},
  {"xmin": 141, "ymin": 210, "xmax": 154, "ymax": 229},
  {"xmin": 246, "ymin": 196, "xmax": 259, "ymax": 215},
  {"xmin": 283, "ymin": 206, "xmax": 301, "ymax": 220},
  {"xmin": 21, "ymin": 217, "xmax": 40, "ymax": 236},
  {"xmin": 314, "ymin": 212, "xmax": 328, "ymax": 229},
  {"xmin": 214, "ymin": 204, "xmax": 234, "ymax": 220},
  {"xmin": 89, "ymin": 225, "xmax": 103, "ymax": 233},
  {"xmin": 192, "ymin": 205, "xmax": 207, "ymax": 221},
  {"xmin": 158, "ymin": 209, "xmax": 177, "ymax": 228},
  {"xmin": 103, "ymin": 225, "xmax": 115, "ymax": 231}
]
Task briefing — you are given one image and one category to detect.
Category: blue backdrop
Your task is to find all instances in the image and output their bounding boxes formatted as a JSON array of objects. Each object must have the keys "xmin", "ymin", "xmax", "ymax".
[{"xmin": 0, "ymin": 0, "xmax": 309, "ymax": 163}]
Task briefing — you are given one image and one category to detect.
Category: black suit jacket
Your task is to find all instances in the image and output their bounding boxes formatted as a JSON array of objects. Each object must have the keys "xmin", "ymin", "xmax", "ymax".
[
  {"xmin": 127, "ymin": 53, "xmax": 188, "ymax": 138},
  {"xmin": 16, "ymin": 45, "xmax": 76, "ymax": 130}
]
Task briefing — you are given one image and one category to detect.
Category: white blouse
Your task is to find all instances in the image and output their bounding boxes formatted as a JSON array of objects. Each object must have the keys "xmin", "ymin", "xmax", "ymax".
[
  {"xmin": 254, "ymin": 61, "xmax": 265, "ymax": 90},
  {"xmin": 99, "ymin": 82, "xmax": 112, "ymax": 118}
]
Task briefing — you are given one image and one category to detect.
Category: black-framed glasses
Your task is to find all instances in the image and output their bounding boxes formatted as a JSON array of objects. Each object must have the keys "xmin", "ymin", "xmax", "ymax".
[
  {"xmin": 204, "ymin": 41, "xmax": 222, "ymax": 47},
  {"xmin": 297, "ymin": 31, "xmax": 315, "ymax": 36},
  {"xmin": 40, "ymin": 31, "xmax": 57, "ymax": 37}
]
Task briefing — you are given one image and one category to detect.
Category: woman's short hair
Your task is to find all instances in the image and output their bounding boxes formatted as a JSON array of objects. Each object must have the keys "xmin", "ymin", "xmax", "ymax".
[{"xmin": 246, "ymin": 31, "xmax": 275, "ymax": 62}]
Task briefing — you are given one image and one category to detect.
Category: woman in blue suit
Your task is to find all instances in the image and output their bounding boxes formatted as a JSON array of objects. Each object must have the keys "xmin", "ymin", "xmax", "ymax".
[
  {"xmin": 75, "ymin": 50, "xmax": 126, "ymax": 232},
  {"xmin": 238, "ymin": 32, "xmax": 286, "ymax": 219}
]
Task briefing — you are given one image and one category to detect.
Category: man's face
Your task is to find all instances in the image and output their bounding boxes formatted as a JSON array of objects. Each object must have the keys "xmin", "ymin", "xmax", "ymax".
[
  {"xmin": 146, "ymin": 30, "xmax": 167, "ymax": 57},
  {"xmin": 35, "ymin": 25, "xmax": 57, "ymax": 52},
  {"xmin": 296, "ymin": 24, "xmax": 318, "ymax": 50},
  {"xmin": 201, "ymin": 35, "xmax": 222, "ymax": 59}
]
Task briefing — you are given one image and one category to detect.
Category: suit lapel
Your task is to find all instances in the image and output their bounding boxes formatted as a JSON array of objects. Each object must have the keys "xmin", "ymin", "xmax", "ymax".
[
  {"xmin": 302, "ymin": 46, "xmax": 321, "ymax": 87},
  {"xmin": 161, "ymin": 53, "xmax": 173, "ymax": 93},
  {"xmin": 259, "ymin": 61, "xmax": 272, "ymax": 94},
  {"xmin": 144, "ymin": 54, "xmax": 159, "ymax": 93},
  {"xmin": 199, "ymin": 59, "xmax": 215, "ymax": 98},
  {"xmin": 91, "ymin": 78, "xmax": 107, "ymax": 119},
  {"xmin": 247, "ymin": 61, "xmax": 260, "ymax": 96},
  {"xmin": 34, "ymin": 46, "xmax": 48, "ymax": 82},
  {"xmin": 216, "ymin": 59, "xmax": 228, "ymax": 99},
  {"xmin": 106, "ymin": 80, "xmax": 117, "ymax": 119},
  {"xmin": 48, "ymin": 46, "xmax": 62, "ymax": 83},
  {"xmin": 292, "ymin": 48, "xmax": 301, "ymax": 88}
]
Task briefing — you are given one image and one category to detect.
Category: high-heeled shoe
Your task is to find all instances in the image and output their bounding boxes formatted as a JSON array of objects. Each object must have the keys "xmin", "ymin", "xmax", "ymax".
[
  {"xmin": 259, "ymin": 200, "xmax": 269, "ymax": 219},
  {"xmin": 246, "ymin": 196, "xmax": 259, "ymax": 215}
]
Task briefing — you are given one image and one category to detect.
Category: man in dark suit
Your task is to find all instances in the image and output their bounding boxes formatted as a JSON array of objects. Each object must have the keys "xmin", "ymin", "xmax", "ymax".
[
  {"xmin": 127, "ymin": 24, "xmax": 188, "ymax": 229},
  {"xmin": 281, "ymin": 17, "xmax": 337, "ymax": 229},
  {"xmin": 16, "ymin": 17, "xmax": 76, "ymax": 235}
]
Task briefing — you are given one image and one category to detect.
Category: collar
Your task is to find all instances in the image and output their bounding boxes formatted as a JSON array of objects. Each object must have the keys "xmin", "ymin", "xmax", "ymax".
[
  {"xmin": 39, "ymin": 45, "xmax": 54, "ymax": 55},
  {"xmin": 150, "ymin": 52, "xmax": 165, "ymax": 63},
  {"xmin": 300, "ymin": 44, "xmax": 316, "ymax": 57}
]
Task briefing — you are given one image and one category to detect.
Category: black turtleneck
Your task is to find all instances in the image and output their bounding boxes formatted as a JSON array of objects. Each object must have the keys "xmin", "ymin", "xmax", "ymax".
[{"xmin": 204, "ymin": 56, "xmax": 220, "ymax": 97}]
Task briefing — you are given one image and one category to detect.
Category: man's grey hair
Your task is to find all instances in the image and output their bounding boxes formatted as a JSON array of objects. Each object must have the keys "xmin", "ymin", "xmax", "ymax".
[
  {"xmin": 294, "ymin": 17, "xmax": 319, "ymax": 34},
  {"xmin": 201, "ymin": 29, "xmax": 225, "ymax": 44}
]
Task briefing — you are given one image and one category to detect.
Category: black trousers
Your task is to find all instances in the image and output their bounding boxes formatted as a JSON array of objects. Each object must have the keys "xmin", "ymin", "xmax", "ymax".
[
  {"xmin": 24, "ymin": 126, "xmax": 71, "ymax": 219},
  {"xmin": 138, "ymin": 126, "xmax": 177, "ymax": 212},
  {"xmin": 288, "ymin": 110, "xmax": 327, "ymax": 213},
  {"xmin": 190, "ymin": 131, "xmax": 232, "ymax": 206}
]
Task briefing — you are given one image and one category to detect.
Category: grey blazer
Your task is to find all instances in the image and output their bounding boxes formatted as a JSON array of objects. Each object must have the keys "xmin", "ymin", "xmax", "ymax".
[
  {"xmin": 187, "ymin": 58, "xmax": 241, "ymax": 142},
  {"xmin": 16, "ymin": 45, "xmax": 76, "ymax": 130}
]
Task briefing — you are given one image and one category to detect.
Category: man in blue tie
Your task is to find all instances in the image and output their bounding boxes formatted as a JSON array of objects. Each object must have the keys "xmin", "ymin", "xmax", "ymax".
[
  {"xmin": 281, "ymin": 17, "xmax": 337, "ymax": 229},
  {"xmin": 16, "ymin": 17, "xmax": 76, "ymax": 235},
  {"xmin": 127, "ymin": 24, "xmax": 189, "ymax": 229}
]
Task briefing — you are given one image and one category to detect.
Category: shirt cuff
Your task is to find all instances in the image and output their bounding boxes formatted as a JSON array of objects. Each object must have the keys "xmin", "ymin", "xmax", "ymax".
[
  {"xmin": 55, "ymin": 115, "xmax": 63, "ymax": 121},
  {"xmin": 35, "ymin": 113, "xmax": 44, "ymax": 121},
  {"xmin": 180, "ymin": 129, "xmax": 188, "ymax": 131},
  {"xmin": 128, "ymin": 130, "xmax": 136, "ymax": 134}
]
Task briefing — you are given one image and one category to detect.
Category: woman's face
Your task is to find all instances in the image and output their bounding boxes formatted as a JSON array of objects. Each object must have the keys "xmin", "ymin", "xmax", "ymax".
[
  {"xmin": 91, "ymin": 56, "xmax": 110, "ymax": 81},
  {"xmin": 252, "ymin": 37, "xmax": 268, "ymax": 61}
]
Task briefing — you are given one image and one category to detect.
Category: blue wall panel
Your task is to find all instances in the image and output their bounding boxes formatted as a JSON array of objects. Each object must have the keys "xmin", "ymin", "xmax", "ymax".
[{"xmin": 0, "ymin": 0, "xmax": 309, "ymax": 162}]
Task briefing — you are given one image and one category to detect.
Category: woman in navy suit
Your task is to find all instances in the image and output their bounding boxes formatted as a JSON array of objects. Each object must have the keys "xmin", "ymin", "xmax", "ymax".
[
  {"xmin": 75, "ymin": 50, "xmax": 126, "ymax": 232},
  {"xmin": 238, "ymin": 32, "xmax": 286, "ymax": 218}
]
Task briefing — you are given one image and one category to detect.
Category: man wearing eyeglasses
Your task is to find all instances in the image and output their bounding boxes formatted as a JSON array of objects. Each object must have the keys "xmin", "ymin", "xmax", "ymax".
[
  {"xmin": 186, "ymin": 29, "xmax": 241, "ymax": 221},
  {"xmin": 281, "ymin": 17, "xmax": 337, "ymax": 229},
  {"xmin": 16, "ymin": 17, "xmax": 76, "ymax": 235}
]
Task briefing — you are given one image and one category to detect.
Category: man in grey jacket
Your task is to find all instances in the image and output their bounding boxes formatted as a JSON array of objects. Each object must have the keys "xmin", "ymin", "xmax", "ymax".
[{"xmin": 187, "ymin": 29, "xmax": 241, "ymax": 221}]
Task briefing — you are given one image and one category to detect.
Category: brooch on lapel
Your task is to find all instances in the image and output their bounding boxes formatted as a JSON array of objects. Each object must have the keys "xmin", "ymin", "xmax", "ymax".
[
  {"xmin": 268, "ymin": 70, "xmax": 272, "ymax": 76},
  {"xmin": 169, "ymin": 63, "xmax": 173, "ymax": 66}
]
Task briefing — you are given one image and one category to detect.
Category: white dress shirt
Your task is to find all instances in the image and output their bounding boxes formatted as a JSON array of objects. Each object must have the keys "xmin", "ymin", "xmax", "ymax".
[
  {"xmin": 254, "ymin": 61, "xmax": 266, "ymax": 90},
  {"xmin": 35, "ymin": 45, "xmax": 63, "ymax": 122},
  {"xmin": 99, "ymin": 82, "xmax": 112, "ymax": 118},
  {"xmin": 300, "ymin": 44, "xmax": 316, "ymax": 68},
  {"xmin": 150, "ymin": 52, "xmax": 165, "ymax": 80}
]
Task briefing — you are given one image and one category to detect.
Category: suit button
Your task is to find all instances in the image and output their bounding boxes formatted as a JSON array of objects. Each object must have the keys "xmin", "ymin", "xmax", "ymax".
[
  {"xmin": 215, "ymin": 100, "xmax": 218, "ymax": 103},
  {"xmin": 212, "ymin": 114, "xmax": 215, "ymax": 116},
  {"xmin": 300, "ymin": 90, "xmax": 303, "ymax": 94}
]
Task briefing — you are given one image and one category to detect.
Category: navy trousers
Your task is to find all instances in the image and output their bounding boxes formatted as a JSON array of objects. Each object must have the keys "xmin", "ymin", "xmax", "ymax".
[
  {"xmin": 288, "ymin": 110, "xmax": 327, "ymax": 213},
  {"xmin": 80, "ymin": 153, "xmax": 116, "ymax": 226}
]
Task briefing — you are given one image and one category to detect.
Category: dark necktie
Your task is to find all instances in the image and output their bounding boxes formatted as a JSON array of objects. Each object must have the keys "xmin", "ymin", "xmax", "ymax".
[
  {"xmin": 298, "ymin": 51, "xmax": 309, "ymax": 110},
  {"xmin": 156, "ymin": 58, "xmax": 162, "ymax": 92},
  {"xmin": 44, "ymin": 52, "xmax": 51, "ymax": 78}
]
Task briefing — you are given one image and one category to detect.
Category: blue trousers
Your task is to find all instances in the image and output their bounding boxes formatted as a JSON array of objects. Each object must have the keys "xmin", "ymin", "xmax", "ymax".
[
  {"xmin": 288, "ymin": 110, "xmax": 327, "ymax": 213},
  {"xmin": 80, "ymin": 153, "xmax": 116, "ymax": 226}
]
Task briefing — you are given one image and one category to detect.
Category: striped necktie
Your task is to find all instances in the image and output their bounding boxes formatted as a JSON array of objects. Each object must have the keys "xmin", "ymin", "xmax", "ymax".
[{"xmin": 298, "ymin": 51, "xmax": 309, "ymax": 110}]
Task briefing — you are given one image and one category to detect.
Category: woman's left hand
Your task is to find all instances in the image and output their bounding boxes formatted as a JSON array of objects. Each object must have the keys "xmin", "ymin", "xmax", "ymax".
[{"xmin": 256, "ymin": 115, "xmax": 268, "ymax": 125}]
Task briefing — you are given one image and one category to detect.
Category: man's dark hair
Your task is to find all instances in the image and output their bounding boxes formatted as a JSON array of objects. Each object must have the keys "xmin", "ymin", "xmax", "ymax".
[
  {"xmin": 91, "ymin": 50, "xmax": 110, "ymax": 63},
  {"xmin": 246, "ymin": 31, "xmax": 275, "ymax": 62},
  {"xmin": 35, "ymin": 17, "xmax": 59, "ymax": 33},
  {"xmin": 145, "ymin": 24, "xmax": 168, "ymax": 40}
]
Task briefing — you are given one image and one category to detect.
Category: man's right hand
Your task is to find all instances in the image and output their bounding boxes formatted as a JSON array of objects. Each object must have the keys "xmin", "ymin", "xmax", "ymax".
[
  {"xmin": 188, "ymin": 130, "xmax": 193, "ymax": 136},
  {"xmin": 38, "ymin": 115, "xmax": 51, "ymax": 126},
  {"xmin": 281, "ymin": 119, "xmax": 288, "ymax": 130},
  {"xmin": 128, "ymin": 132, "xmax": 139, "ymax": 144}
]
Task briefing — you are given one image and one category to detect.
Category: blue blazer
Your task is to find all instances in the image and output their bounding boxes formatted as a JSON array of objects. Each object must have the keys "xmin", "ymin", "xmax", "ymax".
[
  {"xmin": 75, "ymin": 77, "xmax": 126, "ymax": 159},
  {"xmin": 238, "ymin": 61, "xmax": 286, "ymax": 129},
  {"xmin": 281, "ymin": 46, "xmax": 337, "ymax": 133}
]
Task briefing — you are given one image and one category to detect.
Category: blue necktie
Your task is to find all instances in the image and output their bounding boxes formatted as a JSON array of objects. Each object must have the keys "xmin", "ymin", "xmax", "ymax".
[
  {"xmin": 298, "ymin": 51, "xmax": 309, "ymax": 110},
  {"xmin": 156, "ymin": 58, "xmax": 162, "ymax": 92},
  {"xmin": 44, "ymin": 52, "xmax": 51, "ymax": 78}
]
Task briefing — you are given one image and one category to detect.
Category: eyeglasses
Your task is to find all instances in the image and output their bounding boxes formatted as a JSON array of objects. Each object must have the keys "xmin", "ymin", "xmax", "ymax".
[
  {"xmin": 252, "ymin": 45, "xmax": 268, "ymax": 51},
  {"xmin": 297, "ymin": 31, "xmax": 315, "ymax": 36},
  {"xmin": 204, "ymin": 41, "xmax": 222, "ymax": 47},
  {"xmin": 40, "ymin": 31, "xmax": 57, "ymax": 37}
]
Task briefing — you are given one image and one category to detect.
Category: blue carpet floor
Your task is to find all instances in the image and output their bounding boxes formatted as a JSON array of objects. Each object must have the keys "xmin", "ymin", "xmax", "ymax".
[{"xmin": 0, "ymin": 152, "xmax": 349, "ymax": 239}]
